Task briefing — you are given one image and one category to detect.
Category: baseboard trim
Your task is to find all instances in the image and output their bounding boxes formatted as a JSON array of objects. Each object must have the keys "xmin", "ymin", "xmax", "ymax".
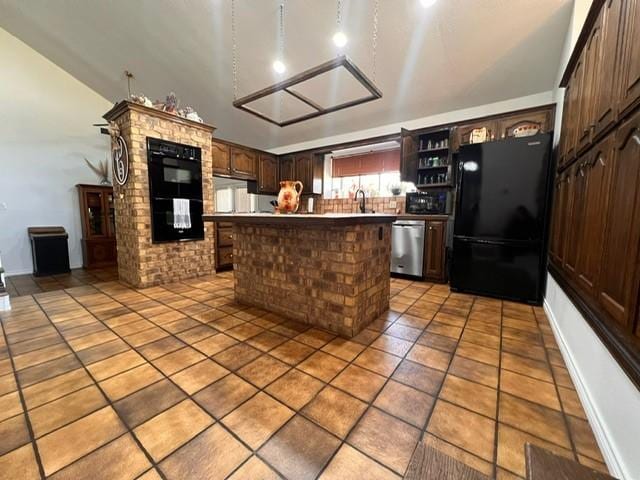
[
  {"xmin": 543, "ymin": 298, "xmax": 625, "ymax": 479},
  {"xmin": 5, "ymin": 263, "xmax": 84, "ymax": 277}
]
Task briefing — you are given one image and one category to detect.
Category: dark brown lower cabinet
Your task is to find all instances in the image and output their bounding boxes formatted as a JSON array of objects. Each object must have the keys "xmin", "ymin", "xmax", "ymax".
[
  {"xmin": 563, "ymin": 163, "xmax": 583, "ymax": 276},
  {"xmin": 215, "ymin": 222, "xmax": 234, "ymax": 271},
  {"xmin": 424, "ymin": 221, "xmax": 446, "ymax": 282},
  {"xmin": 575, "ymin": 134, "xmax": 613, "ymax": 297},
  {"xmin": 599, "ymin": 110, "xmax": 640, "ymax": 328}
]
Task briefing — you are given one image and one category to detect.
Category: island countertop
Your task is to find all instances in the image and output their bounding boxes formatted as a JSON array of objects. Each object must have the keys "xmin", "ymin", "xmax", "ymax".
[{"xmin": 203, "ymin": 212, "xmax": 397, "ymax": 226}]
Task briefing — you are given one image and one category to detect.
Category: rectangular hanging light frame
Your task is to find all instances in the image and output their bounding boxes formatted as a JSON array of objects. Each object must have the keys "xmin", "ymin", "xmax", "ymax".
[{"xmin": 232, "ymin": 55, "xmax": 382, "ymax": 127}]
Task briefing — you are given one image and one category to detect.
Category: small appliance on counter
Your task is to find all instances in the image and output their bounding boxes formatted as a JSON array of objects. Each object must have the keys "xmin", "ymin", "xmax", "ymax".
[
  {"xmin": 147, "ymin": 138, "xmax": 204, "ymax": 243},
  {"xmin": 405, "ymin": 191, "xmax": 452, "ymax": 215}
]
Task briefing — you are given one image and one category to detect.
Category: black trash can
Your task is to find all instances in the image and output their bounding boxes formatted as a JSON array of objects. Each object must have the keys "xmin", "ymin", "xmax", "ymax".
[{"xmin": 28, "ymin": 227, "xmax": 71, "ymax": 276}]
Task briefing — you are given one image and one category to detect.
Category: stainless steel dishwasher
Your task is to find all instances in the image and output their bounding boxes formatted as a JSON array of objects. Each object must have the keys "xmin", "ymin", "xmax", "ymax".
[{"xmin": 391, "ymin": 220, "xmax": 425, "ymax": 277}]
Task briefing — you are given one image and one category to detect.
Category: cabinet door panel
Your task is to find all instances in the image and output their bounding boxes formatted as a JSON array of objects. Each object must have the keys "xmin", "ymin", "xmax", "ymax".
[
  {"xmin": 577, "ymin": 13, "xmax": 603, "ymax": 152},
  {"xmin": 400, "ymin": 128, "xmax": 417, "ymax": 183},
  {"xmin": 563, "ymin": 163, "xmax": 585, "ymax": 276},
  {"xmin": 549, "ymin": 175, "xmax": 566, "ymax": 266},
  {"xmin": 425, "ymin": 221, "xmax": 445, "ymax": 281},
  {"xmin": 258, "ymin": 154, "xmax": 279, "ymax": 193},
  {"xmin": 456, "ymin": 120, "xmax": 498, "ymax": 147},
  {"xmin": 594, "ymin": 0, "xmax": 624, "ymax": 137},
  {"xmin": 619, "ymin": 0, "xmax": 640, "ymax": 114},
  {"xmin": 566, "ymin": 52, "xmax": 585, "ymax": 161},
  {"xmin": 576, "ymin": 135, "xmax": 613, "ymax": 295},
  {"xmin": 280, "ymin": 156, "xmax": 295, "ymax": 182},
  {"xmin": 212, "ymin": 140, "xmax": 231, "ymax": 175},
  {"xmin": 294, "ymin": 154, "xmax": 313, "ymax": 193},
  {"xmin": 230, "ymin": 147, "xmax": 257, "ymax": 179},
  {"xmin": 599, "ymin": 112, "xmax": 640, "ymax": 327},
  {"xmin": 558, "ymin": 84, "xmax": 572, "ymax": 168},
  {"xmin": 497, "ymin": 110, "xmax": 551, "ymax": 140}
]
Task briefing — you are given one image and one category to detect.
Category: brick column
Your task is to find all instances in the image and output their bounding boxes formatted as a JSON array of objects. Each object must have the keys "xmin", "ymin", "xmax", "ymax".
[{"xmin": 103, "ymin": 101, "xmax": 215, "ymax": 287}]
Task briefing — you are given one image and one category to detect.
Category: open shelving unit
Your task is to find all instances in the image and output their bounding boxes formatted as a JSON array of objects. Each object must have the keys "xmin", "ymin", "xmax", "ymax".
[{"xmin": 415, "ymin": 128, "xmax": 454, "ymax": 189}]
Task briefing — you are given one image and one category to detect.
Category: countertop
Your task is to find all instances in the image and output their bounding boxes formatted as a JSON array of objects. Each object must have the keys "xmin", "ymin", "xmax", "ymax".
[
  {"xmin": 203, "ymin": 213, "xmax": 397, "ymax": 226},
  {"xmin": 396, "ymin": 214, "xmax": 450, "ymax": 221}
]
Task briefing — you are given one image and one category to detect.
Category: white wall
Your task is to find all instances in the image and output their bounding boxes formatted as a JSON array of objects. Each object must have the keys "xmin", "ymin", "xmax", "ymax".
[
  {"xmin": 545, "ymin": 278, "xmax": 640, "ymax": 479},
  {"xmin": 544, "ymin": 1, "xmax": 640, "ymax": 479},
  {"xmin": 270, "ymin": 91, "xmax": 556, "ymax": 154},
  {"xmin": 0, "ymin": 28, "xmax": 113, "ymax": 275}
]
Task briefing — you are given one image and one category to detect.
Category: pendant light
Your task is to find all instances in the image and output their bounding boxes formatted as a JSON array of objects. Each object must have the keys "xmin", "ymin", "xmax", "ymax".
[
  {"xmin": 273, "ymin": 3, "xmax": 286, "ymax": 74},
  {"xmin": 333, "ymin": 0, "xmax": 348, "ymax": 48}
]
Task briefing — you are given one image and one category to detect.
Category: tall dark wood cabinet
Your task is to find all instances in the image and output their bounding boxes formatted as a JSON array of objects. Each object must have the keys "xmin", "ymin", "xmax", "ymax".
[
  {"xmin": 550, "ymin": 0, "xmax": 640, "ymax": 387},
  {"xmin": 77, "ymin": 184, "xmax": 117, "ymax": 269}
]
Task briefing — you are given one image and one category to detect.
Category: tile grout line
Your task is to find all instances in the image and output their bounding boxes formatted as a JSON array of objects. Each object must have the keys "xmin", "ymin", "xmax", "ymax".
[
  {"xmin": 0, "ymin": 320, "xmax": 47, "ymax": 480},
  {"xmin": 491, "ymin": 296, "xmax": 505, "ymax": 478},
  {"xmin": 2, "ymin": 276, "xmax": 599, "ymax": 479},
  {"xmin": 536, "ymin": 308, "xmax": 581, "ymax": 463},
  {"xmin": 29, "ymin": 294, "xmax": 170, "ymax": 480}
]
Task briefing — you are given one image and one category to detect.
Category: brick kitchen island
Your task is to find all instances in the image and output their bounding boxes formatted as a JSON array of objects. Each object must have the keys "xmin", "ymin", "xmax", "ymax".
[{"xmin": 203, "ymin": 213, "xmax": 396, "ymax": 337}]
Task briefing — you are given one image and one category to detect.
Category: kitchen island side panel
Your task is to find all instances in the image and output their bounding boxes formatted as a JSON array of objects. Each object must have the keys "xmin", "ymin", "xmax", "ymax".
[{"xmin": 232, "ymin": 223, "xmax": 391, "ymax": 337}]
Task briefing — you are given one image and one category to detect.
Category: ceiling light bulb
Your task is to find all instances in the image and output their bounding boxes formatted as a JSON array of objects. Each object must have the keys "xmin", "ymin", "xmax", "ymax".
[
  {"xmin": 420, "ymin": 0, "xmax": 437, "ymax": 7},
  {"xmin": 272, "ymin": 60, "xmax": 286, "ymax": 74},
  {"xmin": 333, "ymin": 31, "xmax": 348, "ymax": 48}
]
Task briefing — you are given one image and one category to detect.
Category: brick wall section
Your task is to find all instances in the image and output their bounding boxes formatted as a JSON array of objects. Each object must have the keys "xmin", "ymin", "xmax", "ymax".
[
  {"xmin": 104, "ymin": 101, "xmax": 215, "ymax": 287},
  {"xmin": 233, "ymin": 223, "xmax": 391, "ymax": 337},
  {"xmin": 318, "ymin": 196, "xmax": 405, "ymax": 215}
]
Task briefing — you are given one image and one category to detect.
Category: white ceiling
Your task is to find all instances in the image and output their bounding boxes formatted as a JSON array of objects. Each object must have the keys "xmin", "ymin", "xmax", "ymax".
[{"xmin": 0, "ymin": 0, "xmax": 572, "ymax": 151}]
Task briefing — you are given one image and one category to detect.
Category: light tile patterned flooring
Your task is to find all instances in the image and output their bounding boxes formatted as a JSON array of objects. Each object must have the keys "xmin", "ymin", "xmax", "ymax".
[
  {"xmin": 5, "ymin": 267, "xmax": 119, "ymax": 297},
  {"xmin": 0, "ymin": 273, "xmax": 608, "ymax": 479}
]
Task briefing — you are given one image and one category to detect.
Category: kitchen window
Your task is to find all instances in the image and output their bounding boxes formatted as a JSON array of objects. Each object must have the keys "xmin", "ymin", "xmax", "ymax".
[{"xmin": 325, "ymin": 148, "xmax": 407, "ymax": 198}]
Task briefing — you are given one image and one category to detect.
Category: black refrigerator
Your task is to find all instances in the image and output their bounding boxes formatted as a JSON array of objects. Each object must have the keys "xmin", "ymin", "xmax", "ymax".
[{"xmin": 450, "ymin": 133, "xmax": 553, "ymax": 304}]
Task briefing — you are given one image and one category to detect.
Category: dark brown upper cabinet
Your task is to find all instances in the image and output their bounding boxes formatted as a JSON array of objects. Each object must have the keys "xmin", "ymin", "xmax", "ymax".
[
  {"xmin": 594, "ymin": 0, "xmax": 625, "ymax": 138},
  {"xmin": 558, "ymin": 83, "xmax": 573, "ymax": 168},
  {"xmin": 599, "ymin": 109, "xmax": 640, "ymax": 329},
  {"xmin": 211, "ymin": 140, "xmax": 231, "ymax": 175},
  {"xmin": 294, "ymin": 154, "xmax": 313, "ymax": 194},
  {"xmin": 456, "ymin": 119, "xmax": 498, "ymax": 148},
  {"xmin": 619, "ymin": 0, "xmax": 640, "ymax": 116},
  {"xmin": 400, "ymin": 128, "xmax": 418, "ymax": 183},
  {"xmin": 566, "ymin": 51, "xmax": 585, "ymax": 162},
  {"xmin": 230, "ymin": 147, "xmax": 257, "ymax": 180},
  {"xmin": 496, "ymin": 110, "xmax": 552, "ymax": 140},
  {"xmin": 577, "ymin": 11, "xmax": 603, "ymax": 153},
  {"xmin": 279, "ymin": 155, "xmax": 295, "ymax": 182},
  {"xmin": 257, "ymin": 154, "xmax": 279, "ymax": 194}
]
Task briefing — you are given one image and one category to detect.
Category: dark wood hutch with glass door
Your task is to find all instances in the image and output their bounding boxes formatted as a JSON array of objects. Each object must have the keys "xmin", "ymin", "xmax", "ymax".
[{"xmin": 77, "ymin": 184, "xmax": 117, "ymax": 268}]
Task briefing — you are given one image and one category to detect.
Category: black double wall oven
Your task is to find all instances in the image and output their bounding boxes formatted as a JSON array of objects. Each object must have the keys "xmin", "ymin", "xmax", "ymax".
[{"xmin": 147, "ymin": 138, "xmax": 204, "ymax": 243}]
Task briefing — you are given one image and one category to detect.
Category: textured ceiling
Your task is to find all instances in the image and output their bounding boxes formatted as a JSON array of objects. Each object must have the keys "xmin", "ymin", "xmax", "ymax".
[{"xmin": 0, "ymin": 0, "xmax": 572, "ymax": 150}]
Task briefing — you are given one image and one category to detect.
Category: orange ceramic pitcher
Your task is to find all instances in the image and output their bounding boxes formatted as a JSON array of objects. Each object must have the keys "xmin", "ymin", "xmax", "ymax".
[{"xmin": 277, "ymin": 180, "xmax": 303, "ymax": 213}]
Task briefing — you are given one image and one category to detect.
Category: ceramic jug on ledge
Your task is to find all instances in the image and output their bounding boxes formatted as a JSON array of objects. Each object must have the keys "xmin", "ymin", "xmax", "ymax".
[{"xmin": 277, "ymin": 180, "xmax": 303, "ymax": 213}]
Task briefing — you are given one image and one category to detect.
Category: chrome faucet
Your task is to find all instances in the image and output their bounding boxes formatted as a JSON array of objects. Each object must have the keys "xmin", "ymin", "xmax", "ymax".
[{"xmin": 355, "ymin": 188, "xmax": 366, "ymax": 213}]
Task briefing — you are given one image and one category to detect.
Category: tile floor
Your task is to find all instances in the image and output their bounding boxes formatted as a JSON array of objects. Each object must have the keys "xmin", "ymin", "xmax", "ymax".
[
  {"xmin": 4, "ymin": 267, "xmax": 119, "ymax": 297},
  {"xmin": 0, "ymin": 272, "xmax": 608, "ymax": 479}
]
